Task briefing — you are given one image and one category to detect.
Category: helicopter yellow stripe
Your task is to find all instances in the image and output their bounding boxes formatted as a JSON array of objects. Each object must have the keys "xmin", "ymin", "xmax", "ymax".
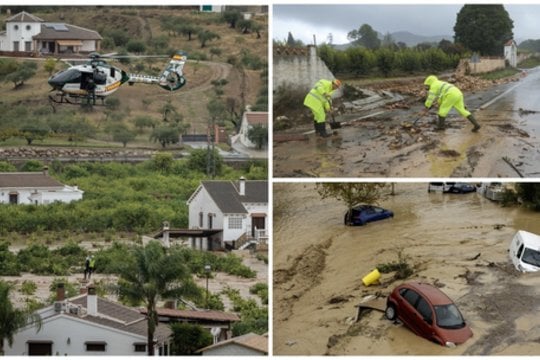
[
  {"xmin": 173, "ymin": 54, "xmax": 184, "ymax": 60},
  {"xmin": 105, "ymin": 81, "xmax": 121, "ymax": 92}
]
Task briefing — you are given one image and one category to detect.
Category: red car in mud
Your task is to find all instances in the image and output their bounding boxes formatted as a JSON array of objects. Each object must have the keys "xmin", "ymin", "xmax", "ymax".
[{"xmin": 385, "ymin": 282, "xmax": 473, "ymax": 347}]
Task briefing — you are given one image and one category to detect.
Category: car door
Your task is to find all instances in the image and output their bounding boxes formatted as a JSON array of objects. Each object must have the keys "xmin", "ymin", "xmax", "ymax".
[
  {"xmin": 398, "ymin": 288, "xmax": 421, "ymax": 334},
  {"xmin": 414, "ymin": 295, "xmax": 437, "ymax": 343}
]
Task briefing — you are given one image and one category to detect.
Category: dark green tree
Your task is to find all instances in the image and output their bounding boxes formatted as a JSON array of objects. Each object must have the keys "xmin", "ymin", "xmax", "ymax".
[
  {"xmin": 126, "ymin": 40, "xmax": 146, "ymax": 54},
  {"xmin": 169, "ymin": 323, "xmax": 212, "ymax": 355},
  {"xmin": 187, "ymin": 148, "xmax": 223, "ymax": 175},
  {"xmin": 117, "ymin": 241, "xmax": 199, "ymax": 356},
  {"xmin": 19, "ymin": 122, "xmax": 49, "ymax": 145},
  {"xmin": 4, "ymin": 61, "xmax": 37, "ymax": 89},
  {"xmin": 247, "ymin": 124, "xmax": 268, "ymax": 150},
  {"xmin": 516, "ymin": 184, "xmax": 540, "ymax": 211},
  {"xmin": 454, "ymin": 5, "xmax": 513, "ymax": 56},
  {"xmin": 150, "ymin": 126, "xmax": 180, "ymax": 148},
  {"xmin": 222, "ymin": 9, "xmax": 242, "ymax": 28},
  {"xmin": 198, "ymin": 30, "xmax": 220, "ymax": 48},
  {"xmin": 347, "ymin": 24, "xmax": 381, "ymax": 49},
  {"xmin": 112, "ymin": 126, "xmax": 136, "ymax": 147},
  {"xmin": 316, "ymin": 183, "xmax": 388, "ymax": 225}
]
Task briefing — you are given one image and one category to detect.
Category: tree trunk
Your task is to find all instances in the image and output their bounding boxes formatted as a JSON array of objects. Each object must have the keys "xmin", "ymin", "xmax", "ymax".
[{"xmin": 147, "ymin": 305, "xmax": 156, "ymax": 356}]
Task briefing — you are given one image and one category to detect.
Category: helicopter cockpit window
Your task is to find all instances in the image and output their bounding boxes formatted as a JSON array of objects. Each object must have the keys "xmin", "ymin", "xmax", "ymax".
[
  {"xmin": 94, "ymin": 71, "xmax": 107, "ymax": 85},
  {"xmin": 52, "ymin": 69, "xmax": 82, "ymax": 84}
]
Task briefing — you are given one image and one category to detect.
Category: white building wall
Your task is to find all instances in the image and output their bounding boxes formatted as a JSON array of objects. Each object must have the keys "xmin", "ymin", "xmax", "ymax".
[
  {"xmin": 223, "ymin": 213, "xmax": 248, "ymax": 242},
  {"xmin": 4, "ymin": 315, "xmax": 149, "ymax": 356},
  {"xmin": 6, "ymin": 21, "xmax": 41, "ymax": 51},
  {"xmin": 81, "ymin": 40, "xmax": 97, "ymax": 52},
  {"xmin": 188, "ymin": 187, "xmax": 223, "ymax": 230},
  {"xmin": 203, "ymin": 343, "xmax": 264, "ymax": 356},
  {"xmin": 0, "ymin": 187, "xmax": 83, "ymax": 205},
  {"xmin": 239, "ymin": 118, "xmax": 256, "ymax": 148},
  {"xmin": 244, "ymin": 203, "xmax": 268, "ymax": 232}
]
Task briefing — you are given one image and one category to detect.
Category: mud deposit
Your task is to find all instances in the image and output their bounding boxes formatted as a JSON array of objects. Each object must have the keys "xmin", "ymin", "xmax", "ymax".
[
  {"xmin": 273, "ymin": 183, "xmax": 540, "ymax": 355},
  {"xmin": 273, "ymin": 68, "xmax": 540, "ymax": 178}
]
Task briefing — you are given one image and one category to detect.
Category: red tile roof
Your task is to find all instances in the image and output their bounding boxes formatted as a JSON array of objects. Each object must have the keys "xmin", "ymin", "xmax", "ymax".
[
  {"xmin": 198, "ymin": 332, "xmax": 268, "ymax": 354},
  {"xmin": 245, "ymin": 112, "xmax": 268, "ymax": 126}
]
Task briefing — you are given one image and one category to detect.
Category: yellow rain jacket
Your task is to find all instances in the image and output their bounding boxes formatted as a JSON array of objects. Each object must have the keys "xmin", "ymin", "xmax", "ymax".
[
  {"xmin": 424, "ymin": 76, "xmax": 471, "ymax": 118},
  {"xmin": 304, "ymin": 79, "xmax": 335, "ymax": 123}
]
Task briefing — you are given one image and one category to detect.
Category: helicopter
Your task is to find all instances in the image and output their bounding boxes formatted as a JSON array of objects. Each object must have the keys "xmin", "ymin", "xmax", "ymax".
[{"xmin": 47, "ymin": 51, "xmax": 187, "ymax": 107}]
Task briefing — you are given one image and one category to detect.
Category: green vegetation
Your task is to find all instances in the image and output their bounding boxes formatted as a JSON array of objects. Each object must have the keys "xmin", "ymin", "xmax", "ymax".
[
  {"xmin": 478, "ymin": 68, "xmax": 521, "ymax": 81},
  {"xmin": 317, "ymin": 45, "xmax": 461, "ymax": 78},
  {"xmin": 518, "ymin": 56, "xmax": 540, "ymax": 69},
  {"xmin": 0, "ymin": 158, "xmax": 265, "ymax": 235},
  {"xmin": 0, "ymin": 281, "xmax": 42, "ymax": 354},
  {"xmin": 170, "ymin": 323, "xmax": 213, "ymax": 355},
  {"xmin": 249, "ymin": 283, "xmax": 268, "ymax": 305},
  {"xmin": 19, "ymin": 281, "xmax": 37, "ymax": 296},
  {"xmin": 224, "ymin": 287, "xmax": 268, "ymax": 336},
  {"xmin": 454, "ymin": 5, "xmax": 513, "ymax": 56},
  {"xmin": 117, "ymin": 241, "xmax": 199, "ymax": 355},
  {"xmin": 377, "ymin": 249, "xmax": 413, "ymax": 280}
]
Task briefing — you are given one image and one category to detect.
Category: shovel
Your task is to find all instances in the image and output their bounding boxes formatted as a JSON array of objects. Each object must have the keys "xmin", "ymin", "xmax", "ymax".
[{"xmin": 329, "ymin": 107, "xmax": 342, "ymax": 129}]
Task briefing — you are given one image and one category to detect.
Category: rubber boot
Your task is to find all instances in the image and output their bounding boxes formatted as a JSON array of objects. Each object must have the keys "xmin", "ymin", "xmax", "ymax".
[
  {"xmin": 436, "ymin": 116, "xmax": 446, "ymax": 131},
  {"xmin": 467, "ymin": 115, "xmax": 481, "ymax": 132},
  {"xmin": 316, "ymin": 122, "xmax": 331, "ymax": 138}
]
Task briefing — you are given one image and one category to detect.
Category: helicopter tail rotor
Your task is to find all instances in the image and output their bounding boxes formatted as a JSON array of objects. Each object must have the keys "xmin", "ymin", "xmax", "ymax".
[{"xmin": 158, "ymin": 52, "xmax": 187, "ymax": 91}]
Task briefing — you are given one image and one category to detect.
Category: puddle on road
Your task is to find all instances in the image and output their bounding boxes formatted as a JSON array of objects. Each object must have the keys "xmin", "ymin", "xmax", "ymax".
[{"xmin": 274, "ymin": 183, "xmax": 540, "ymax": 355}]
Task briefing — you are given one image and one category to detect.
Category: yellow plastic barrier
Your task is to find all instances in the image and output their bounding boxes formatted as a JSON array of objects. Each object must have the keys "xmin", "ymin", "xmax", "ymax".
[{"xmin": 362, "ymin": 268, "xmax": 381, "ymax": 286}]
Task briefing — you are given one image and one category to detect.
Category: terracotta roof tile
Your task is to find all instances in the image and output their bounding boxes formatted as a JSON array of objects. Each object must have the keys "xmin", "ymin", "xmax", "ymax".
[{"xmin": 245, "ymin": 112, "xmax": 268, "ymax": 126}]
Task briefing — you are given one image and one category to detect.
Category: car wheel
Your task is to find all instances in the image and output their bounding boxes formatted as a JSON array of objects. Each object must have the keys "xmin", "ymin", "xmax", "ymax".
[{"xmin": 385, "ymin": 304, "xmax": 397, "ymax": 321}]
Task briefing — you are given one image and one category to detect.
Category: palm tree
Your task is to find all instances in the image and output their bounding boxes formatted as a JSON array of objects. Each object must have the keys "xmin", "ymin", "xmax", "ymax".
[
  {"xmin": 0, "ymin": 281, "xmax": 41, "ymax": 355},
  {"xmin": 118, "ymin": 241, "xmax": 199, "ymax": 355}
]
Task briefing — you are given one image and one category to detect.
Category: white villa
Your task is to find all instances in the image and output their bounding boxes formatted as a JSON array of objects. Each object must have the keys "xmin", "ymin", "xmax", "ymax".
[
  {"xmin": 0, "ymin": 170, "xmax": 83, "ymax": 205},
  {"xmin": 0, "ymin": 11, "xmax": 101, "ymax": 54}
]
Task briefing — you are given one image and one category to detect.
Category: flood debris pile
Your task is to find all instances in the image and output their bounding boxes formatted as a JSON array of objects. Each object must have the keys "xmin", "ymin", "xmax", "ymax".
[{"xmin": 341, "ymin": 86, "xmax": 404, "ymax": 113}]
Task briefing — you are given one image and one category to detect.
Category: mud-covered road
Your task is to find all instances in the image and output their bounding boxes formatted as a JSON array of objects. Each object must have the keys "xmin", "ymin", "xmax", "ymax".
[
  {"xmin": 273, "ymin": 69, "xmax": 540, "ymax": 178},
  {"xmin": 273, "ymin": 183, "xmax": 540, "ymax": 355}
]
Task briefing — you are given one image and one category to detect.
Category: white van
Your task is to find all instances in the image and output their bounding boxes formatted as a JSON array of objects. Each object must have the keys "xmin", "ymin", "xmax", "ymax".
[{"xmin": 509, "ymin": 230, "xmax": 540, "ymax": 272}]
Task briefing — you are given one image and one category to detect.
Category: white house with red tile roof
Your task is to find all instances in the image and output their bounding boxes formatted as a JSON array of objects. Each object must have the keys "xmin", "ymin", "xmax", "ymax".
[
  {"xmin": 3, "ymin": 285, "xmax": 171, "ymax": 356},
  {"xmin": 239, "ymin": 111, "xmax": 268, "ymax": 149},
  {"xmin": 0, "ymin": 170, "xmax": 83, "ymax": 205}
]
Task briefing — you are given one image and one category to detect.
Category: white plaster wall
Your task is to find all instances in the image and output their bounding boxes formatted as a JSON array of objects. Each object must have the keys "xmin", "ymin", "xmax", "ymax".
[
  {"xmin": 4, "ymin": 315, "xmax": 149, "ymax": 356},
  {"xmin": 6, "ymin": 22, "xmax": 41, "ymax": 51},
  {"xmin": 0, "ymin": 187, "xmax": 83, "ymax": 204},
  {"xmin": 81, "ymin": 40, "xmax": 97, "ymax": 52},
  {"xmin": 188, "ymin": 187, "xmax": 223, "ymax": 230},
  {"xmin": 223, "ymin": 213, "xmax": 248, "ymax": 242},
  {"xmin": 203, "ymin": 343, "xmax": 264, "ymax": 356}
]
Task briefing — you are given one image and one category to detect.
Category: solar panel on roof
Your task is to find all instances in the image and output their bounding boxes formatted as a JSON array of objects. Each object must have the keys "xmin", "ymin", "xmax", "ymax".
[{"xmin": 45, "ymin": 23, "xmax": 68, "ymax": 31}]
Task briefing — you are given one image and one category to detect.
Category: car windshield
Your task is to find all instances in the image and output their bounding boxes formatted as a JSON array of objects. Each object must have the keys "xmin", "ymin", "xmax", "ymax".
[
  {"xmin": 521, "ymin": 247, "xmax": 540, "ymax": 267},
  {"xmin": 434, "ymin": 304, "xmax": 465, "ymax": 329}
]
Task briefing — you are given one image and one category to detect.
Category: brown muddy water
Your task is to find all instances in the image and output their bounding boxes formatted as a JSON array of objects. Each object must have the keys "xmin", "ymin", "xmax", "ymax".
[{"xmin": 273, "ymin": 183, "xmax": 540, "ymax": 355}]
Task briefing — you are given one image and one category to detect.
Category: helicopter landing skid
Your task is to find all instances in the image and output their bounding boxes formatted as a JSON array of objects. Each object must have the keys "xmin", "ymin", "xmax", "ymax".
[{"xmin": 48, "ymin": 93, "xmax": 105, "ymax": 110}]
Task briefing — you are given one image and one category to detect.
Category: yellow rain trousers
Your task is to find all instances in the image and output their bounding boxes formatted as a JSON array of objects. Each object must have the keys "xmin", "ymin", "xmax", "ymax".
[
  {"xmin": 425, "ymin": 79, "xmax": 471, "ymax": 118},
  {"xmin": 304, "ymin": 79, "xmax": 334, "ymax": 123}
]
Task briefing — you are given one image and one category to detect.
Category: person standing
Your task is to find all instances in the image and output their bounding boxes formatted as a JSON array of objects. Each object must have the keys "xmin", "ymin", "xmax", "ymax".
[
  {"xmin": 422, "ymin": 75, "xmax": 480, "ymax": 132},
  {"xmin": 304, "ymin": 79, "xmax": 342, "ymax": 137},
  {"xmin": 84, "ymin": 255, "xmax": 91, "ymax": 280},
  {"xmin": 88, "ymin": 255, "xmax": 96, "ymax": 280}
]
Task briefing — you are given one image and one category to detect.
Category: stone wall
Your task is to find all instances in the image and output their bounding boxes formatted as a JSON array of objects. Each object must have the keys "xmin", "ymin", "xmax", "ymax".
[
  {"xmin": 273, "ymin": 45, "xmax": 340, "ymax": 94},
  {"xmin": 456, "ymin": 58, "xmax": 506, "ymax": 75}
]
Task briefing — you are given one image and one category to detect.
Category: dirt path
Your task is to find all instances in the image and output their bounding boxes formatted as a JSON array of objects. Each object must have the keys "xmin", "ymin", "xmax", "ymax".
[
  {"xmin": 274, "ymin": 183, "xmax": 540, "ymax": 355},
  {"xmin": 273, "ymin": 70, "xmax": 540, "ymax": 177}
]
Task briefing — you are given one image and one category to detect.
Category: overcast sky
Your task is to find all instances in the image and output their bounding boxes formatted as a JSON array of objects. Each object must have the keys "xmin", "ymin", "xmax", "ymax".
[{"xmin": 273, "ymin": 4, "xmax": 540, "ymax": 45}]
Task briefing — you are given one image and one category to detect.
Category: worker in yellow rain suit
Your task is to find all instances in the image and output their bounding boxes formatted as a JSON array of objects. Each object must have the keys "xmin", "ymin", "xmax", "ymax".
[
  {"xmin": 304, "ymin": 79, "xmax": 342, "ymax": 137},
  {"xmin": 423, "ymin": 75, "xmax": 480, "ymax": 132}
]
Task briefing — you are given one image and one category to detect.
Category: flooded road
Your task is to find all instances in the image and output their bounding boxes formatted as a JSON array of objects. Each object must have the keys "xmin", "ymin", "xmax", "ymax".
[
  {"xmin": 273, "ymin": 69, "xmax": 540, "ymax": 177},
  {"xmin": 273, "ymin": 183, "xmax": 540, "ymax": 355}
]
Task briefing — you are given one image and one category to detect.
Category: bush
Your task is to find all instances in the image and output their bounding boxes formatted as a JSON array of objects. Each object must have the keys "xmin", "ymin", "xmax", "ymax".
[
  {"xmin": 0, "ymin": 242, "xmax": 20, "ymax": 275},
  {"xmin": 20, "ymin": 280, "xmax": 37, "ymax": 296},
  {"xmin": 170, "ymin": 323, "xmax": 213, "ymax": 355},
  {"xmin": 249, "ymin": 283, "xmax": 268, "ymax": 304}
]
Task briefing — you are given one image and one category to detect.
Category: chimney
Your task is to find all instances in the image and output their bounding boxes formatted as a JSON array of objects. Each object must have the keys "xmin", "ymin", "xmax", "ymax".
[
  {"xmin": 162, "ymin": 221, "xmax": 170, "ymax": 248},
  {"xmin": 43, "ymin": 166, "xmax": 49, "ymax": 176},
  {"xmin": 79, "ymin": 287, "xmax": 88, "ymax": 295},
  {"xmin": 239, "ymin": 177, "xmax": 246, "ymax": 196},
  {"xmin": 56, "ymin": 283, "xmax": 65, "ymax": 301},
  {"xmin": 87, "ymin": 285, "xmax": 98, "ymax": 316}
]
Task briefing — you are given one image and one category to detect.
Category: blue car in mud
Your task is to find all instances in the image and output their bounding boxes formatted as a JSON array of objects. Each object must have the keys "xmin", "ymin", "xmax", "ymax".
[{"xmin": 344, "ymin": 205, "xmax": 394, "ymax": 226}]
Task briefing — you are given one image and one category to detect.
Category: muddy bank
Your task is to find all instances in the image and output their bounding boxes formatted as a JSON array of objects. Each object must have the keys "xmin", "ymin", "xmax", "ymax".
[
  {"xmin": 273, "ymin": 69, "xmax": 540, "ymax": 177},
  {"xmin": 273, "ymin": 183, "xmax": 540, "ymax": 355}
]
